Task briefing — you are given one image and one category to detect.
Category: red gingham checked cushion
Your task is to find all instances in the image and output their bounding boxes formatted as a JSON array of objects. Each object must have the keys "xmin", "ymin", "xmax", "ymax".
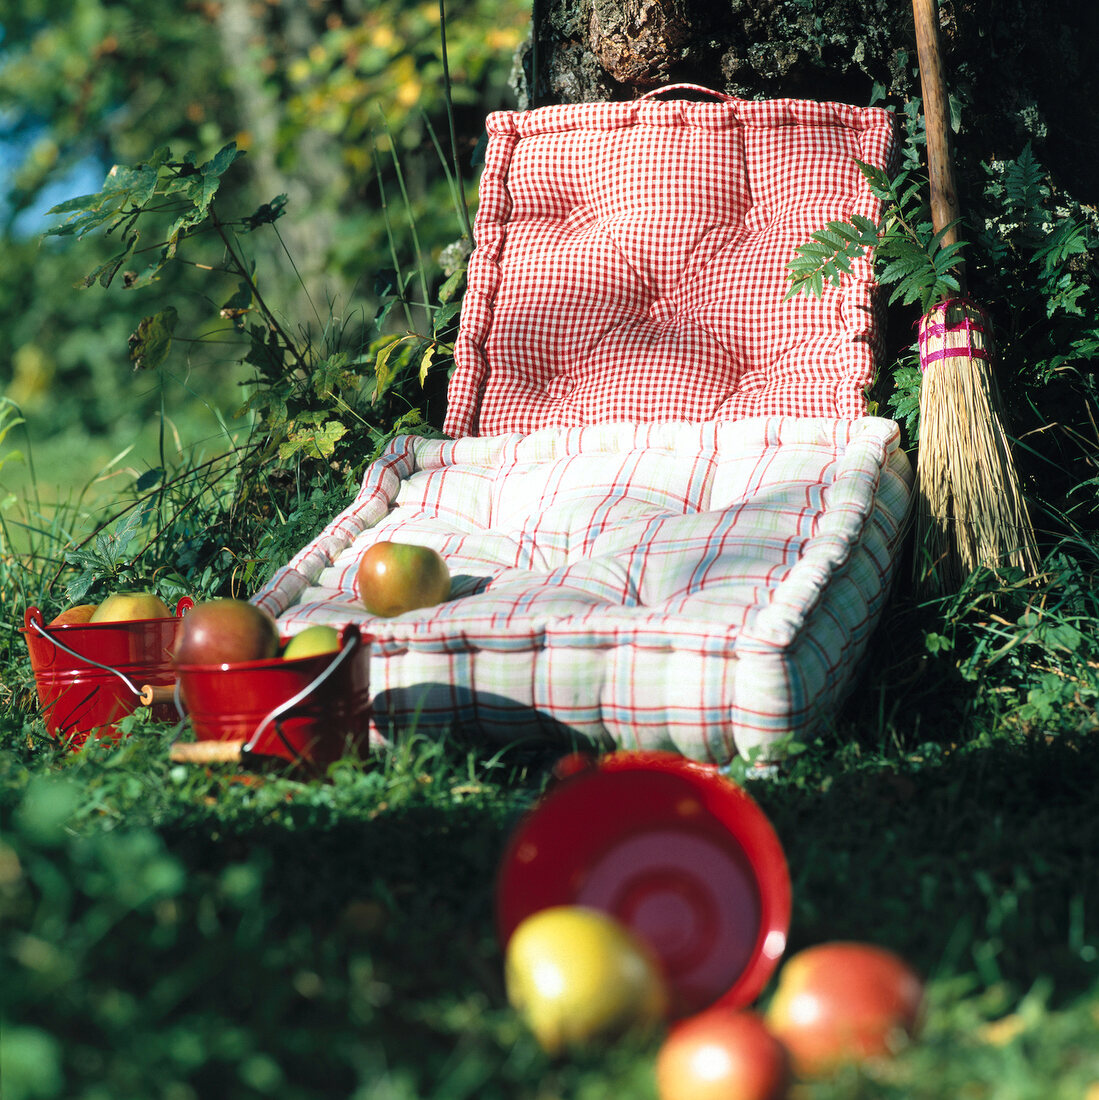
[{"xmin": 444, "ymin": 85, "xmax": 897, "ymax": 439}]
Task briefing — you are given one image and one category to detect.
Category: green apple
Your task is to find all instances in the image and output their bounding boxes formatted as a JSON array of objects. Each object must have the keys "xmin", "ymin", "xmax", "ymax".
[
  {"xmin": 505, "ymin": 906, "xmax": 668, "ymax": 1054},
  {"xmin": 282, "ymin": 624, "xmax": 341, "ymax": 660},
  {"xmin": 89, "ymin": 591, "xmax": 172, "ymax": 623}
]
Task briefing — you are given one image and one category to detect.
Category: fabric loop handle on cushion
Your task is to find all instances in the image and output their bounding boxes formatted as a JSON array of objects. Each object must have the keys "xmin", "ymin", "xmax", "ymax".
[{"xmin": 636, "ymin": 83, "xmax": 734, "ymax": 103}]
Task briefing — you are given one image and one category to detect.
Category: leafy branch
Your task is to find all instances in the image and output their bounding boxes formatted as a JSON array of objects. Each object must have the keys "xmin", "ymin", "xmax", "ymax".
[
  {"xmin": 785, "ymin": 159, "xmax": 966, "ymax": 315},
  {"xmin": 42, "ymin": 141, "xmax": 460, "ymax": 493}
]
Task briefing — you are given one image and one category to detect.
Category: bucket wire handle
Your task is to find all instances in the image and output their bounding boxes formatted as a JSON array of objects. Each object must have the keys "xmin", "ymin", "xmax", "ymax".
[
  {"xmin": 26, "ymin": 616, "xmax": 145, "ymax": 699},
  {"xmin": 243, "ymin": 630, "xmax": 362, "ymax": 758}
]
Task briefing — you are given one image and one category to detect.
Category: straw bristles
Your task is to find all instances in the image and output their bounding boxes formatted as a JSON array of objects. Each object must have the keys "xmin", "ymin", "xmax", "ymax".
[{"xmin": 914, "ymin": 299, "xmax": 1040, "ymax": 595}]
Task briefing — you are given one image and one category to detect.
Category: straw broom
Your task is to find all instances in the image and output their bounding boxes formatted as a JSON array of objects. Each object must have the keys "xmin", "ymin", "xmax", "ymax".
[{"xmin": 911, "ymin": 0, "xmax": 1040, "ymax": 595}]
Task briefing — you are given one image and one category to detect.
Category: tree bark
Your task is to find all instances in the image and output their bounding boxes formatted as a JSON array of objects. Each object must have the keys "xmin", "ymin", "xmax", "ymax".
[
  {"xmin": 523, "ymin": 0, "xmax": 911, "ymax": 108},
  {"xmin": 518, "ymin": 0, "xmax": 1099, "ymax": 206}
]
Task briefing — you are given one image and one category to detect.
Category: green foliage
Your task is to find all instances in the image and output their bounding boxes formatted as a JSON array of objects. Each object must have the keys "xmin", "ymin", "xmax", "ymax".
[
  {"xmin": 785, "ymin": 159, "xmax": 966, "ymax": 316},
  {"xmin": 47, "ymin": 144, "xmax": 246, "ymax": 283},
  {"xmin": 32, "ymin": 131, "xmax": 467, "ymax": 607},
  {"xmin": 885, "ymin": 360, "xmax": 923, "ymax": 440},
  {"xmin": 0, "ymin": 0, "xmax": 526, "ymax": 468},
  {"xmin": 976, "ymin": 143, "xmax": 1099, "ymax": 387},
  {"xmin": 786, "ymin": 138, "xmax": 1099, "ymax": 448}
]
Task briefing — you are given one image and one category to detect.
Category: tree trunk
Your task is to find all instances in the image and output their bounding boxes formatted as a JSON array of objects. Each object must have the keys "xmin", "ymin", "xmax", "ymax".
[
  {"xmin": 522, "ymin": 0, "xmax": 911, "ymax": 108},
  {"xmin": 519, "ymin": 0, "xmax": 1099, "ymax": 206},
  {"xmin": 217, "ymin": 0, "xmax": 347, "ymax": 318}
]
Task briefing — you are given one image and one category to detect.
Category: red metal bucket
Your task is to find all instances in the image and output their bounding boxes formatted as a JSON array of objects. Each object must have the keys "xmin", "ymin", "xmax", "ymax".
[
  {"xmin": 173, "ymin": 623, "xmax": 372, "ymax": 767},
  {"xmin": 21, "ymin": 598, "xmax": 194, "ymax": 748}
]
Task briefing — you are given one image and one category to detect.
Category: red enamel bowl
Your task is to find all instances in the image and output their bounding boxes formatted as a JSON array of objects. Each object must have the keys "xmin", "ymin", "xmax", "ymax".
[{"xmin": 496, "ymin": 750, "xmax": 791, "ymax": 1018}]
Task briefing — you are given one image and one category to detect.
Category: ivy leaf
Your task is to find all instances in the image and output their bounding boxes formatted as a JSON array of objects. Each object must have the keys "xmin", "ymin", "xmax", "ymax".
[
  {"xmin": 311, "ymin": 352, "xmax": 352, "ymax": 400},
  {"xmin": 80, "ymin": 237, "xmax": 138, "ymax": 289},
  {"xmin": 45, "ymin": 162, "xmax": 159, "ymax": 239},
  {"xmin": 244, "ymin": 194, "xmax": 288, "ymax": 231}
]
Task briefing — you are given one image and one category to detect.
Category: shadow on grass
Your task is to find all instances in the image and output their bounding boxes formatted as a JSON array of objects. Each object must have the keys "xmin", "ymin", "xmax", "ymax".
[
  {"xmin": 8, "ymin": 722, "xmax": 1097, "ymax": 1099},
  {"xmin": 751, "ymin": 731, "xmax": 1099, "ymax": 1006},
  {"xmin": 153, "ymin": 727, "xmax": 1099, "ymax": 1026}
]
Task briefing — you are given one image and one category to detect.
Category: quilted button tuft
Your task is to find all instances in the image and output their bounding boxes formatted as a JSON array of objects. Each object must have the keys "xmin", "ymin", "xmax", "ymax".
[
  {"xmin": 744, "ymin": 205, "xmax": 773, "ymax": 232},
  {"xmin": 648, "ymin": 298, "xmax": 677, "ymax": 324}
]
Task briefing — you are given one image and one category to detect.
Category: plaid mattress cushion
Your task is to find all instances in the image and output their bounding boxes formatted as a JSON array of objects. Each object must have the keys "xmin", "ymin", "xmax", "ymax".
[
  {"xmin": 443, "ymin": 86, "xmax": 898, "ymax": 439},
  {"xmin": 254, "ymin": 417, "xmax": 913, "ymax": 763}
]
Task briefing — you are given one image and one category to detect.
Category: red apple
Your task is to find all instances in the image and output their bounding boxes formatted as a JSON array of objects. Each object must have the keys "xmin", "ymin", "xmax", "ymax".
[
  {"xmin": 172, "ymin": 598, "xmax": 280, "ymax": 666},
  {"xmin": 49, "ymin": 603, "xmax": 99, "ymax": 626},
  {"xmin": 89, "ymin": 591, "xmax": 172, "ymax": 622},
  {"xmin": 656, "ymin": 1008, "xmax": 791, "ymax": 1100},
  {"xmin": 356, "ymin": 541, "xmax": 450, "ymax": 618},
  {"xmin": 765, "ymin": 942, "xmax": 924, "ymax": 1076}
]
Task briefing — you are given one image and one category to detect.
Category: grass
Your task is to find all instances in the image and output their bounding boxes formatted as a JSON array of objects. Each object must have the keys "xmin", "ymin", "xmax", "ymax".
[
  {"xmin": 1, "ymin": 385, "xmax": 250, "ymax": 562},
  {"xmin": 3, "ymin": 710, "xmax": 1098, "ymax": 1099}
]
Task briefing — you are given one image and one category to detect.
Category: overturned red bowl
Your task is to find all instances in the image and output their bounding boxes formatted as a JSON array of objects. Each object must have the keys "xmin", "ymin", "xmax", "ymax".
[{"xmin": 496, "ymin": 750, "xmax": 791, "ymax": 1018}]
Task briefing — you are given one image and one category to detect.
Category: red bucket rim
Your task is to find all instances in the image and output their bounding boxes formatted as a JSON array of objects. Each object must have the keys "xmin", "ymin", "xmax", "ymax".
[
  {"xmin": 22, "ymin": 597, "xmax": 194, "ymax": 635},
  {"xmin": 172, "ymin": 622, "xmax": 374, "ymax": 673}
]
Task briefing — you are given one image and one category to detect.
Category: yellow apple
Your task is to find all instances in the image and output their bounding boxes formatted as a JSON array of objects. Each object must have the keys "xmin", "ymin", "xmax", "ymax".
[
  {"xmin": 282, "ymin": 624, "xmax": 341, "ymax": 660},
  {"xmin": 89, "ymin": 591, "xmax": 172, "ymax": 623},
  {"xmin": 356, "ymin": 541, "xmax": 450, "ymax": 618},
  {"xmin": 504, "ymin": 906, "xmax": 668, "ymax": 1055}
]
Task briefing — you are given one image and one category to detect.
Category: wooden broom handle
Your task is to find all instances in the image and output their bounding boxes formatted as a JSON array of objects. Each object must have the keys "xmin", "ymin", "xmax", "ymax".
[{"xmin": 912, "ymin": 0, "xmax": 962, "ymax": 250}]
